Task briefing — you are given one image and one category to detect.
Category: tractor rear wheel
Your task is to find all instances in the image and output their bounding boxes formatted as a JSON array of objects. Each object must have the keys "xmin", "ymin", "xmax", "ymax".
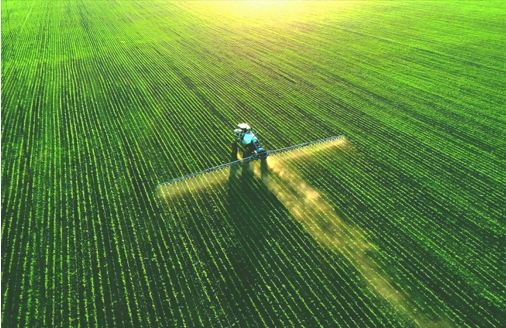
[
  {"xmin": 243, "ymin": 144, "xmax": 255, "ymax": 159},
  {"xmin": 231, "ymin": 141, "xmax": 238, "ymax": 161}
]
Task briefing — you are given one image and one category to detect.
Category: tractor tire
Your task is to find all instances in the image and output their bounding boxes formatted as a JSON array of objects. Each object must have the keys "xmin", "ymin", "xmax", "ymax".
[
  {"xmin": 231, "ymin": 141, "xmax": 238, "ymax": 161},
  {"xmin": 243, "ymin": 144, "xmax": 255, "ymax": 159}
]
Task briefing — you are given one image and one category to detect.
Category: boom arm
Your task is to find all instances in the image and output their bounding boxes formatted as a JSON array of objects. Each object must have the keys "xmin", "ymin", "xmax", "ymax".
[{"xmin": 157, "ymin": 135, "xmax": 345, "ymax": 188}]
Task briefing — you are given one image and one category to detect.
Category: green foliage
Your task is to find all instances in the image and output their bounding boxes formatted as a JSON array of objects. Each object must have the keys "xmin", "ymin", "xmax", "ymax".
[{"xmin": 2, "ymin": 1, "xmax": 505, "ymax": 327}]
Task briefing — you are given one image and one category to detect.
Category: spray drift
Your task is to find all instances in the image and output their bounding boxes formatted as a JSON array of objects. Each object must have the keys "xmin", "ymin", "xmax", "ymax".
[{"xmin": 157, "ymin": 136, "xmax": 451, "ymax": 327}]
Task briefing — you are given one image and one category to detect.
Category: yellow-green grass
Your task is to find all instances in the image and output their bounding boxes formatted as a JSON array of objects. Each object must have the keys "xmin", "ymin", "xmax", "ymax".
[{"xmin": 2, "ymin": 1, "xmax": 505, "ymax": 327}]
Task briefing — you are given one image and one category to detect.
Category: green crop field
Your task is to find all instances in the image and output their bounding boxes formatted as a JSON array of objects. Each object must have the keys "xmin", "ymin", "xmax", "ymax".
[{"xmin": 2, "ymin": 0, "xmax": 505, "ymax": 327}]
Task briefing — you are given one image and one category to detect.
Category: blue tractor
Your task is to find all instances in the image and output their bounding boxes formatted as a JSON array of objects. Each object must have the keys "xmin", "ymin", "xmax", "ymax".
[{"xmin": 233, "ymin": 123, "xmax": 267, "ymax": 160}]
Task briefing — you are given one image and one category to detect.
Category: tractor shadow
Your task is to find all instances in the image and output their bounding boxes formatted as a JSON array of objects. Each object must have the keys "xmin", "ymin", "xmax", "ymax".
[{"xmin": 223, "ymin": 143, "xmax": 291, "ymax": 326}]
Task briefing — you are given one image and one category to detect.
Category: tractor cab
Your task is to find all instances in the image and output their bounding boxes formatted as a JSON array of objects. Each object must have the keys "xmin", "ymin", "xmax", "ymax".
[
  {"xmin": 233, "ymin": 123, "xmax": 267, "ymax": 159},
  {"xmin": 234, "ymin": 123, "xmax": 252, "ymax": 146}
]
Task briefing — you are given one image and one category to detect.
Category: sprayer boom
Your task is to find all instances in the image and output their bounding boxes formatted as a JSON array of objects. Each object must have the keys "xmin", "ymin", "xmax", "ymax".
[{"xmin": 157, "ymin": 135, "xmax": 345, "ymax": 188}]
